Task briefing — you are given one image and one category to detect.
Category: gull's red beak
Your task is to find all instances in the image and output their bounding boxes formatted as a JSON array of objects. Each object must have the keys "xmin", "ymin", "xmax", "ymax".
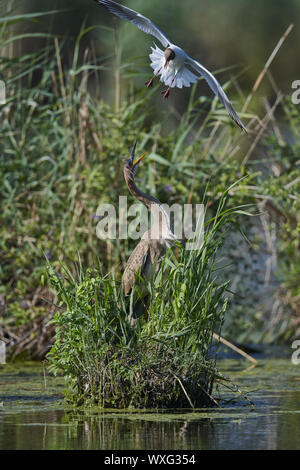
[{"xmin": 164, "ymin": 60, "xmax": 169, "ymax": 69}]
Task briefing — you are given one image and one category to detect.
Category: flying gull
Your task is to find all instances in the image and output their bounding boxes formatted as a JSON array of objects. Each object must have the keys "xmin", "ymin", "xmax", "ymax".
[{"xmin": 95, "ymin": 0, "xmax": 246, "ymax": 131}]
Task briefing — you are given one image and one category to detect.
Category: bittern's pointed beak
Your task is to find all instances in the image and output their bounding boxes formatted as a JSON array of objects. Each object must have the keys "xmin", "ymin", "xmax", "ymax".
[
  {"xmin": 128, "ymin": 142, "xmax": 145, "ymax": 169},
  {"xmin": 133, "ymin": 153, "xmax": 145, "ymax": 166},
  {"xmin": 129, "ymin": 141, "xmax": 137, "ymax": 164}
]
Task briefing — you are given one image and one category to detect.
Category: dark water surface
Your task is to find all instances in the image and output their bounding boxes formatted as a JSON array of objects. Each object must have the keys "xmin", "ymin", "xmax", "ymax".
[{"xmin": 0, "ymin": 350, "xmax": 300, "ymax": 450}]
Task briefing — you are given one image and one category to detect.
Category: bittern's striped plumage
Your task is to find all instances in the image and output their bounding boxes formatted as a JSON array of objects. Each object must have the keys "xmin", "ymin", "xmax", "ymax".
[{"xmin": 122, "ymin": 142, "xmax": 175, "ymax": 318}]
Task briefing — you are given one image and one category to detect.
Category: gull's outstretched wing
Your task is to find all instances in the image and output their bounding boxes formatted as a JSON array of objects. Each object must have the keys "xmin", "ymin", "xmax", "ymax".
[
  {"xmin": 95, "ymin": 0, "xmax": 171, "ymax": 48},
  {"xmin": 185, "ymin": 55, "xmax": 246, "ymax": 131}
]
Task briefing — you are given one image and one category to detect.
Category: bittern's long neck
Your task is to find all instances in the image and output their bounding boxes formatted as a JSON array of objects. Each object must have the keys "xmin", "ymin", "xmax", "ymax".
[{"xmin": 124, "ymin": 170, "xmax": 173, "ymax": 241}]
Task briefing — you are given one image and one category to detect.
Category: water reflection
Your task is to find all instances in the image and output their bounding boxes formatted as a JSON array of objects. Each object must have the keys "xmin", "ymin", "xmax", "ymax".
[{"xmin": 0, "ymin": 359, "xmax": 299, "ymax": 450}]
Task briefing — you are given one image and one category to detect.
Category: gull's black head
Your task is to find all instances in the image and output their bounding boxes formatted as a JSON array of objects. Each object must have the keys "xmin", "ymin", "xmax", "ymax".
[{"xmin": 164, "ymin": 48, "xmax": 176, "ymax": 68}]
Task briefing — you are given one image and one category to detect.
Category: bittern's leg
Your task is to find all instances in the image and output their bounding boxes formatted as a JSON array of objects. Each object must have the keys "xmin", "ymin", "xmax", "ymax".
[
  {"xmin": 127, "ymin": 295, "xmax": 150, "ymax": 327},
  {"xmin": 145, "ymin": 68, "xmax": 162, "ymax": 88},
  {"xmin": 161, "ymin": 72, "xmax": 178, "ymax": 99},
  {"xmin": 133, "ymin": 295, "xmax": 149, "ymax": 319}
]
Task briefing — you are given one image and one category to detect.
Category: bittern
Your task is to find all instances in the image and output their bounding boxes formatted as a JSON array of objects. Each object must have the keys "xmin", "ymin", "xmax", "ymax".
[
  {"xmin": 95, "ymin": 0, "xmax": 246, "ymax": 131},
  {"xmin": 122, "ymin": 142, "xmax": 175, "ymax": 320}
]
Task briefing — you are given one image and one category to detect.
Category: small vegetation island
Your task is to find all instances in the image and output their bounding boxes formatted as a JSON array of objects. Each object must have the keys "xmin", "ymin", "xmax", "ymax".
[{"xmin": 0, "ymin": 0, "xmax": 299, "ymax": 422}]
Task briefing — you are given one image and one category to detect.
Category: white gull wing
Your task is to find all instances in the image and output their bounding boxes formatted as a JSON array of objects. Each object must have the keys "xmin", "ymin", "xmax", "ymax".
[
  {"xmin": 185, "ymin": 54, "xmax": 246, "ymax": 131},
  {"xmin": 95, "ymin": 0, "xmax": 171, "ymax": 48}
]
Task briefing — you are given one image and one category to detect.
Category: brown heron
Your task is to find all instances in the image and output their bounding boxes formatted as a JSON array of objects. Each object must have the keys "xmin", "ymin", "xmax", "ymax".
[
  {"xmin": 122, "ymin": 142, "xmax": 175, "ymax": 320},
  {"xmin": 121, "ymin": 145, "xmax": 257, "ymax": 364}
]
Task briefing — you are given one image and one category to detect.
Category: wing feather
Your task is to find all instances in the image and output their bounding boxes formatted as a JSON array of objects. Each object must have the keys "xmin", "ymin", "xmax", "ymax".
[{"xmin": 95, "ymin": 0, "xmax": 171, "ymax": 48}]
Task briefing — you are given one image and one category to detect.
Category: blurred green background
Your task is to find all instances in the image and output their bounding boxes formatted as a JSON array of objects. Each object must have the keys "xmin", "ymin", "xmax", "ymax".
[{"xmin": 16, "ymin": 0, "xmax": 300, "ymax": 109}]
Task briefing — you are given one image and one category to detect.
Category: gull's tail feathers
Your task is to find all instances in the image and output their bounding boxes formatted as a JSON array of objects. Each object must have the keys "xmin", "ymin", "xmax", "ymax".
[
  {"xmin": 149, "ymin": 44, "xmax": 165, "ymax": 74},
  {"xmin": 149, "ymin": 45, "xmax": 198, "ymax": 89}
]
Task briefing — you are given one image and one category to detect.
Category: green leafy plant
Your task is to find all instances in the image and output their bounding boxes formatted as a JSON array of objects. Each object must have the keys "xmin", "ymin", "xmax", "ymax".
[{"xmin": 46, "ymin": 191, "xmax": 246, "ymax": 408}]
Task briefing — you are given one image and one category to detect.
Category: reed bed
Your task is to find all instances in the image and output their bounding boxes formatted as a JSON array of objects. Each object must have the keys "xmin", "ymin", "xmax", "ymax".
[{"xmin": 0, "ymin": 3, "xmax": 299, "ymax": 369}]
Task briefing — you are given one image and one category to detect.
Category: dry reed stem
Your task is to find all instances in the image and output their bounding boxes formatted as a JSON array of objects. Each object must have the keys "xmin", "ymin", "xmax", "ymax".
[
  {"xmin": 242, "ymin": 93, "xmax": 283, "ymax": 166},
  {"xmin": 242, "ymin": 24, "xmax": 294, "ymax": 113},
  {"xmin": 263, "ymin": 97, "xmax": 285, "ymax": 146},
  {"xmin": 54, "ymin": 37, "xmax": 67, "ymax": 102},
  {"xmin": 213, "ymin": 332, "xmax": 258, "ymax": 365},
  {"xmin": 173, "ymin": 374, "xmax": 194, "ymax": 408},
  {"xmin": 219, "ymin": 378, "xmax": 255, "ymax": 407},
  {"xmin": 197, "ymin": 382, "xmax": 222, "ymax": 408}
]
